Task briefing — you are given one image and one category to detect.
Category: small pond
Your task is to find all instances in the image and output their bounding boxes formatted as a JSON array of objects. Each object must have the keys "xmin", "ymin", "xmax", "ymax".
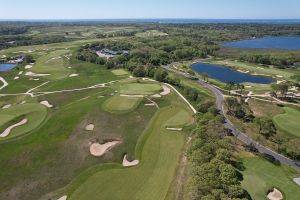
[
  {"xmin": 191, "ymin": 63, "xmax": 273, "ymax": 84},
  {"xmin": 0, "ymin": 63, "xmax": 17, "ymax": 72}
]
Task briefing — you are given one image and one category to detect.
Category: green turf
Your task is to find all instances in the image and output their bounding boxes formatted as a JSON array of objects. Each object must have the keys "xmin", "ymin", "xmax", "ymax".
[
  {"xmin": 0, "ymin": 103, "xmax": 47, "ymax": 140},
  {"xmin": 240, "ymin": 156, "xmax": 300, "ymax": 200},
  {"xmin": 120, "ymin": 83, "xmax": 161, "ymax": 95},
  {"xmin": 111, "ymin": 69, "xmax": 129, "ymax": 76},
  {"xmin": 33, "ymin": 49, "xmax": 71, "ymax": 80},
  {"xmin": 165, "ymin": 108, "xmax": 193, "ymax": 127},
  {"xmin": 103, "ymin": 95, "xmax": 142, "ymax": 113},
  {"xmin": 273, "ymin": 107, "xmax": 300, "ymax": 138},
  {"xmin": 67, "ymin": 104, "xmax": 191, "ymax": 200}
]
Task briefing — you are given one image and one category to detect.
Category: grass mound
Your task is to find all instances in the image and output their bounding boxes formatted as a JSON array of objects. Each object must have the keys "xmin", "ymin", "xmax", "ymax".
[
  {"xmin": 0, "ymin": 103, "xmax": 47, "ymax": 140},
  {"xmin": 273, "ymin": 107, "xmax": 300, "ymax": 138},
  {"xmin": 103, "ymin": 95, "xmax": 141, "ymax": 113},
  {"xmin": 120, "ymin": 83, "xmax": 161, "ymax": 95},
  {"xmin": 240, "ymin": 156, "xmax": 300, "ymax": 200}
]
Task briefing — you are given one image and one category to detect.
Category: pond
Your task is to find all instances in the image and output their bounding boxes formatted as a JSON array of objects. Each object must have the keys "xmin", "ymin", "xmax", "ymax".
[
  {"xmin": 191, "ymin": 63, "xmax": 273, "ymax": 84},
  {"xmin": 223, "ymin": 36, "xmax": 300, "ymax": 50},
  {"xmin": 0, "ymin": 63, "xmax": 17, "ymax": 72}
]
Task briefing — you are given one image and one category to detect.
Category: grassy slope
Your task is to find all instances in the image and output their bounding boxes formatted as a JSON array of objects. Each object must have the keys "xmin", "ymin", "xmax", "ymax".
[
  {"xmin": 67, "ymin": 96, "xmax": 193, "ymax": 200},
  {"xmin": 103, "ymin": 95, "xmax": 142, "ymax": 113},
  {"xmin": 273, "ymin": 107, "xmax": 300, "ymax": 138},
  {"xmin": 120, "ymin": 83, "xmax": 162, "ymax": 95},
  {"xmin": 240, "ymin": 155, "xmax": 300, "ymax": 200}
]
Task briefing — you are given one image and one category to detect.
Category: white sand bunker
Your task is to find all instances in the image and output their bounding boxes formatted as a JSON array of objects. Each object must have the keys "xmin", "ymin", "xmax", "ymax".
[
  {"xmin": 25, "ymin": 71, "xmax": 50, "ymax": 77},
  {"xmin": 85, "ymin": 124, "xmax": 94, "ymax": 131},
  {"xmin": 293, "ymin": 177, "xmax": 300, "ymax": 186},
  {"xmin": 69, "ymin": 74, "xmax": 79, "ymax": 77},
  {"xmin": 14, "ymin": 76, "xmax": 19, "ymax": 80},
  {"xmin": 25, "ymin": 65, "xmax": 32, "ymax": 69},
  {"xmin": 18, "ymin": 71, "xmax": 23, "ymax": 75},
  {"xmin": 2, "ymin": 104, "xmax": 11, "ymax": 109},
  {"xmin": 166, "ymin": 127, "xmax": 183, "ymax": 131},
  {"xmin": 0, "ymin": 119, "xmax": 28, "ymax": 138},
  {"xmin": 40, "ymin": 101, "xmax": 53, "ymax": 108},
  {"xmin": 57, "ymin": 195, "xmax": 67, "ymax": 200},
  {"xmin": 145, "ymin": 103, "xmax": 155, "ymax": 106},
  {"xmin": 122, "ymin": 155, "xmax": 139, "ymax": 167},
  {"xmin": 89, "ymin": 141, "xmax": 121, "ymax": 157},
  {"xmin": 160, "ymin": 85, "xmax": 171, "ymax": 96},
  {"xmin": 267, "ymin": 188, "xmax": 283, "ymax": 200},
  {"xmin": 151, "ymin": 94, "xmax": 161, "ymax": 98}
]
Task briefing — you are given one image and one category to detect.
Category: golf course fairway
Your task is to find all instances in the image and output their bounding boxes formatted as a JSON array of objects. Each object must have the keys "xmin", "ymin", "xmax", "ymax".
[{"xmin": 66, "ymin": 102, "xmax": 193, "ymax": 200}]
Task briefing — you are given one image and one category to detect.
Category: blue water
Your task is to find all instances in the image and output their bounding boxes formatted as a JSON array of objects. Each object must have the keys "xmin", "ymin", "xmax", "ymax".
[
  {"xmin": 223, "ymin": 36, "xmax": 300, "ymax": 50},
  {"xmin": 191, "ymin": 63, "xmax": 272, "ymax": 84},
  {"xmin": 0, "ymin": 63, "xmax": 17, "ymax": 72}
]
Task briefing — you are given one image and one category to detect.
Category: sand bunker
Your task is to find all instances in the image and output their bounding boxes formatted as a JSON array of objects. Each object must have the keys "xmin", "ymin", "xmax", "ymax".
[
  {"xmin": 267, "ymin": 188, "xmax": 283, "ymax": 200},
  {"xmin": 166, "ymin": 127, "xmax": 183, "ymax": 131},
  {"xmin": 40, "ymin": 101, "xmax": 53, "ymax": 108},
  {"xmin": 20, "ymin": 101, "xmax": 26, "ymax": 104},
  {"xmin": 14, "ymin": 76, "xmax": 19, "ymax": 80},
  {"xmin": 69, "ymin": 74, "xmax": 79, "ymax": 77},
  {"xmin": 57, "ymin": 195, "xmax": 67, "ymax": 200},
  {"xmin": 151, "ymin": 94, "xmax": 161, "ymax": 98},
  {"xmin": 25, "ymin": 71, "xmax": 50, "ymax": 77},
  {"xmin": 85, "ymin": 124, "xmax": 94, "ymax": 131},
  {"xmin": 122, "ymin": 155, "xmax": 139, "ymax": 167},
  {"xmin": 18, "ymin": 71, "xmax": 23, "ymax": 75},
  {"xmin": 276, "ymin": 75, "xmax": 284, "ymax": 78},
  {"xmin": 2, "ymin": 104, "xmax": 11, "ymax": 109},
  {"xmin": 0, "ymin": 119, "xmax": 28, "ymax": 138},
  {"xmin": 293, "ymin": 177, "xmax": 300, "ymax": 186},
  {"xmin": 89, "ymin": 141, "xmax": 121, "ymax": 157},
  {"xmin": 160, "ymin": 85, "xmax": 171, "ymax": 96},
  {"xmin": 25, "ymin": 65, "xmax": 32, "ymax": 69},
  {"xmin": 145, "ymin": 103, "xmax": 155, "ymax": 106}
]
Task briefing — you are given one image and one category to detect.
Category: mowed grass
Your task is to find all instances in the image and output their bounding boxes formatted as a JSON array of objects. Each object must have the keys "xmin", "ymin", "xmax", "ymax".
[
  {"xmin": 120, "ymin": 83, "xmax": 161, "ymax": 95},
  {"xmin": 273, "ymin": 107, "xmax": 300, "ymax": 138},
  {"xmin": 111, "ymin": 69, "xmax": 129, "ymax": 76},
  {"xmin": 67, "ymin": 103, "xmax": 192, "ymax": 200},
  {"xmin": 0, "ymin": 103, "xmax": 47, "ymax": 140},
  {"xmin": 33, "ymin": 49, "xmax": 71, "ymax": 80},
  {"xmin": 103, "ymin": 95, "xmax": 141, "ymax": 113},
  {"xmin": 240, "ymin": 156, "xmax": 300, "ymax": 200}
]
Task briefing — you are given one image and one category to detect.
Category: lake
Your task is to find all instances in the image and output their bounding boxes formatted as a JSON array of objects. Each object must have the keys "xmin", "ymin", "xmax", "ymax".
[
  {"xmin": 0, "ymin": 63, "xmax": 17, "ymax": 72},
  {"xmin": 223, "ymin": 36, "xmax": 300, "ymax": 50},
  {"xmin": 191, "ymin": 63, "xmax": 272, "ymax": 84}
]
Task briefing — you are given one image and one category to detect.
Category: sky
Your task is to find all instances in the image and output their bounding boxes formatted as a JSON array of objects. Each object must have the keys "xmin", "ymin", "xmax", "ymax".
[{"xmin": 0, "ymin": 0, "xmax": 299, "ymax": 20}]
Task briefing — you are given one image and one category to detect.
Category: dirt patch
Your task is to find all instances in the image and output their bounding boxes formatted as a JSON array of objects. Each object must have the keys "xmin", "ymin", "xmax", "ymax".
[
  {"xmin": 267, "ymin": 188, "xmax": 283, "ymax": 200},
  {"xmin": 122, "ymin": 154, "xmax": 139, "ymax": 167},
  {"xmin": 89, "ymin": 141, "xmax": 121, "ymax": 157}
]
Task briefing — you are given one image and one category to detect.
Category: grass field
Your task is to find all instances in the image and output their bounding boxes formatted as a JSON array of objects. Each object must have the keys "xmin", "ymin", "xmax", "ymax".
[
  {"xmin": 240, "ymin": 155, "xmax": 300, "ymax": 200},
  {"xmin": 103, "ymin": 95, "xmax": 142, "ymax": 113},
  {"xmin": 273, "ymin": 107, "xmax": 300, "ymax": 138},
  {"xmin": 60, "ymin": 94, "xmax": 193, "ymax": 200},
  {"xmin": 0, "ymin": 103, "xmax": 47, "ymax": 140},
  {"xmin": 111, "ymin": 69, "xmax": 129, "ymax": 76},
  {"xmin": 120, "ymin": 83, "xmax": 161, "ymax": 95}
]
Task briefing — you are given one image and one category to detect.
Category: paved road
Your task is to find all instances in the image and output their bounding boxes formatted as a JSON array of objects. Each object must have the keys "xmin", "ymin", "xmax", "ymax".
[{"xmin": 161, "ymin": 65, "xmax": 300, "ymax": 171}]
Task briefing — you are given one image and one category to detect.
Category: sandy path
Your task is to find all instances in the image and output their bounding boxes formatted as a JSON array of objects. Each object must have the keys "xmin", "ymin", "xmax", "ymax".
[
  {"xmin": 89, "ymin": 141, "xmax": 121, "ymax": 157},
  {"xmin": 0, "ymin": 119, "xmax": 28, "ymax": 138},
  {"xmin": 267, "ymin": 188, "xmax": 283, "ymax": 200},
  {"xmin": 122, "ymin": 155, "xmax": 139, "ymax": 167},
  {"xmin": 0, "ymin": 77, "xmax": 8, "ymax": 90}
]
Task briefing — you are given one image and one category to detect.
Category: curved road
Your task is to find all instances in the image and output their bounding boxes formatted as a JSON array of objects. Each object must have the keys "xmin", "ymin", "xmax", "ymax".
[{"xmin": 161, "ymin": 65, "xmax": 300, "ymax": 171}]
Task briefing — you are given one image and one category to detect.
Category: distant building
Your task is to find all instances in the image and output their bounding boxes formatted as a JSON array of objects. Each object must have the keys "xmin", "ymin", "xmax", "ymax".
[{"xmin": 95, "ymin": 48, "xmax": 129, "ymax": 59}]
